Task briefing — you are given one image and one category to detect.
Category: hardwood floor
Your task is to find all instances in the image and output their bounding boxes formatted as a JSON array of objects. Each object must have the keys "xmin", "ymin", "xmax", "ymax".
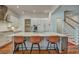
[
  {"xmin": 0, "ymin": 45, "xmax": 79, "ymax": 54},
  {"xmin": 15, "ymin": 50, "xmax": 60, "ymax": 54},
  {"xmin": 0, "ymin": 42, "xmax": 13, "ymax": 54},
  {"xmin": 14, "ymin": 45, "xmax": 79, "ymax": 54},
  {"xmin": 14, "ymin": 49, "xmax": 79, "ymax": 54},
  {"xmin": 0, "ymin": 41, "xmax": 79, "ymax": 54}
]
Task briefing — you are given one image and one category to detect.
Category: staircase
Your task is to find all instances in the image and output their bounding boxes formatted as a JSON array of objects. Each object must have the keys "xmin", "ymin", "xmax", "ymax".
[
  {"xmin": 64, "ymin": 22, "xmax": 76, "ymax": 45},
  {"xmin": 64, "ymin": 12, "xmax": 79, "ymax": 45}
]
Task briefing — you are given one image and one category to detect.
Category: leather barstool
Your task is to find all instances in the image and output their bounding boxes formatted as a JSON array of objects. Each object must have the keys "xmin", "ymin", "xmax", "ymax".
[
  {"xmin": 47, "ymin": 36, "xmax": 60, "ymax": 53},
  {"xmin": 13, "ymin": 36, "xmax": 27, "ymax": 54},
  {"xmin": 30, "ymin": 36, "xmax": 41, "ymax": 54}
]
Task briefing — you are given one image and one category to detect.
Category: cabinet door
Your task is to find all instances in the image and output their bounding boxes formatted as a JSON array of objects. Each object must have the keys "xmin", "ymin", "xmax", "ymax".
[{"xmin": 25, "ymin": 19, "xmax": 31, "ymax": 32}]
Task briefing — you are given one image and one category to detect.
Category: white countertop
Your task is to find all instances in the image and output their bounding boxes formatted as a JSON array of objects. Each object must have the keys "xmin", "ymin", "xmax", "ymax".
[
  {"xmin": 0, "ymin": 32, "xmax": 67, "ymax": 48},
  {"xmin": 8, "ymin": 32, "xmax": 67, "ymax": 37}
]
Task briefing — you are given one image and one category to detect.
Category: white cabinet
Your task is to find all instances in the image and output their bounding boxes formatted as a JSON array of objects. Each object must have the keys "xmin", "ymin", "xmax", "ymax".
[{"xmin": 31, "ymin": 18, "xmax": 49, "ymax": 32}]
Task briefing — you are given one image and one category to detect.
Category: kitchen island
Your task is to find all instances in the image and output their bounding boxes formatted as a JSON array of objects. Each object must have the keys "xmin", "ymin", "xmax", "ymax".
[{"xmin": 9, "ymin": 32, "xmax": 68, "ymax": 53}]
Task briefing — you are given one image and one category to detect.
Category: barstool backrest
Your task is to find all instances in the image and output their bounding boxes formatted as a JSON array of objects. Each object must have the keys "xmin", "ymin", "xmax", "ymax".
[
  {"xmin": 48, "ymin": 36, "xmax": 59, "ymax": 43},
  {"xmin": 14, "ymin": 36, "xmax": 24, "ymax": 44},
  {"xmin": 30, "ymin": 36, "xmax": 41, "ymax": 44}
]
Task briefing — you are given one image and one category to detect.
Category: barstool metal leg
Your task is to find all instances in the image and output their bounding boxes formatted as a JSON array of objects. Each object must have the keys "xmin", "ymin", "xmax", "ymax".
[
  {"xmin": 47, "ymin": 42, "xmax": 50, "ymax": 53},
  {"xmin": 24, "ymin": 42, "xmax": 27, "ymax": 50},
  {"xmin": 56, "ymin": 43, "xmax": 59, "ymax": 53},
  {"xmin": 13, "ymin": 44, "xmax": 17, "ymax": 54},
  {"xmin": 14, "ymin": 44, "xmax": 20, "ymax": 54},
  {"xmin": 21, "ymin": 44, "xmax": 24, "ymax": 54},
  {"xmin": 54, "ymin": 44, "xmax": 56, "ymax": 50},
  {"xmin": 18, "ymin": 44, "xmax": 19, "ymax": 51},
  {"xmin": 30, "ymin": 44, "xmax": 33, "ymax": 54},
  {"xmin": 47, "ymin": 42, "xmax": 50, "ymax": 50},
  {"xmin": 38, "ymin": 44, "xmax": 40, "ymax": 53}
]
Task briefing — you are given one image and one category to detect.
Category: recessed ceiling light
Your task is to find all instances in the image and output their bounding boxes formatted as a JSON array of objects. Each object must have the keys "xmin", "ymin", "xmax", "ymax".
[
  {"xmin": 22, "ymin": 11, "xmax": 24, "ymax": 14},
  {"xmin": 33, "ymin": 10, "xmax": 36, "ymax": 13},
  {"xmin": 17, "ymin": 5, "xmax": 19, "ymax": 8},
  {"xmin": 44, "ymin": 10, "xmax": 49, "ymax": 13}
]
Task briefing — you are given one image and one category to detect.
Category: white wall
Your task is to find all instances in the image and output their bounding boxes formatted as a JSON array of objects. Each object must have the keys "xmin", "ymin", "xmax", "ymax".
[{"xmin": 51, "ymin": 9, "xmax": 64, "ymax": 33}]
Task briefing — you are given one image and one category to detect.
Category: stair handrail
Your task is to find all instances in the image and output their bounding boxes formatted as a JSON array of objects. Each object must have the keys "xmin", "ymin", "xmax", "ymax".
[
  {"xmin": 64, "ymin": 20, "xmax": 75, "ymax": 29},
  {"xmin": 66, "ymin": 16, "xmax": 79, "ymax": 24}
]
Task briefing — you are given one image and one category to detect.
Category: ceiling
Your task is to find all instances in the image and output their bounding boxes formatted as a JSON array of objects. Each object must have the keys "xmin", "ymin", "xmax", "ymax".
[{"xmin": 7, "ymin": 5, "xmax": 57, "ymax": 17}]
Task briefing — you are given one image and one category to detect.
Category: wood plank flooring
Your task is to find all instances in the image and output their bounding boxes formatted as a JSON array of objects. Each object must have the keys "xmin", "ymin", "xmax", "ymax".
[
  {"xmin": 0, "ymin": 41, "xmax": 79, "ymax": 54},
  {"xmin": 14, "ymin": 45, "xmax": 79, "ymax": 54},
  {"xmin": 15, "ymin": 50, "xmax": 61, "ymax": 54},
  {"xmin": 14, "ymin": 49, "xmax": 79, "ymax": 54}
]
